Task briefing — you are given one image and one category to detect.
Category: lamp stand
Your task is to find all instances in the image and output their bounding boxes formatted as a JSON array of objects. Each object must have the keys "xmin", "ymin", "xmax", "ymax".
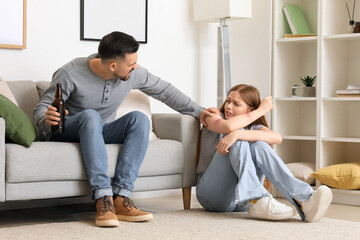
[{"xmin": 217, "ymin": 19, "xmax": 231, "ymax": 108}]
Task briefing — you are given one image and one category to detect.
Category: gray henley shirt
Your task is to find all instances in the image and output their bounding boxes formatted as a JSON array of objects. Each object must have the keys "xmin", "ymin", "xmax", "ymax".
[{"xmin": 33, "ymin": 54, "xmax": 204, "ymax": 140}]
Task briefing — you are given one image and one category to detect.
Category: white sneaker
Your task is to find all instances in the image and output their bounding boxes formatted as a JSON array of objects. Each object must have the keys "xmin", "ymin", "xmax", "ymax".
[
  {"xmin": 302, "ymin": 185, "xmax": 333, "ymax": 223},
  {"xmin": 248, "ymin": 195, "xmax": 295, "ymax": 220}
]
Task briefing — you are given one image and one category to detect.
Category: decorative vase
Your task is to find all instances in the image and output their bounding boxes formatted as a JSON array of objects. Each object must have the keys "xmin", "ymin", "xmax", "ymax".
[
  {"xmin": 347, "ymin": 20, "xmax": 355, "ymax": 33},
  {"xmin": 295, "ymin": 87, "xmax": 316, "ymax": 97}
]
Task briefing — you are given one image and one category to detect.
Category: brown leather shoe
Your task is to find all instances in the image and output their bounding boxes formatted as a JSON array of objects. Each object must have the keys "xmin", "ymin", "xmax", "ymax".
[
  {"xmin": 95, "ymin": 195, "xmax": 119, "ymax": 227},
  {"xmin": 114, "ymin": 195, "xmax": 153, "ymax": 222}
]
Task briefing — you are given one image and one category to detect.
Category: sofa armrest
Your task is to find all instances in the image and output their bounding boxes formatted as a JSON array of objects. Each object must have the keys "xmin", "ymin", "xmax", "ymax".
[
  {"xmin": 0, "ymin": 117, "xmax": 5, "ymax": 202},
  {"xmin": 152, "ymin": 114, "xmax": 200, "ymax": 188}
]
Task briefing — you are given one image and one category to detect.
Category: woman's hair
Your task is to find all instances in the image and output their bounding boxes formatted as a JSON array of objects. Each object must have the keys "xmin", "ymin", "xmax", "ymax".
[
  {"xmin": 219, "ymin": 84, "xmax": 269, "ymax": 128},
  {"xmin": 98, "ymin": 31, "xmax": 139, "ymax": 60}
]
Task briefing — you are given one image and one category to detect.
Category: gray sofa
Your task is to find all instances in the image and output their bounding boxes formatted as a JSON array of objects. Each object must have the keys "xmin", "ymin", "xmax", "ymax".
[{"xmin": 0, "ymin": 80, "xmax": 200, "ymax": 209}]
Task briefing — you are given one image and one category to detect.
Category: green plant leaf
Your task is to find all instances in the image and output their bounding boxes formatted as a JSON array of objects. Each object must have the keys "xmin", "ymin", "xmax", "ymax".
[{"xmin": 300, "ymin": 75, "xmax": 317, "ymax": 87}]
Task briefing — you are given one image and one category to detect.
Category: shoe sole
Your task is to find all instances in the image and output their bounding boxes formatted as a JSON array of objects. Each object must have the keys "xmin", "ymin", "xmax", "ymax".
[
  {"xmin": 306, "ymin": 186, "xmax": 333, "ymax": 223},
  {"xmin": 95, "ymin": 219, "xmax": 119, "ymax": 227},
  {"xmin": 248, "ymin": 208, "xmax": 296, "ymax": 220},
  {"xmin": 117, "ymin": 213, "xmax": 153, "ymax": 222}
]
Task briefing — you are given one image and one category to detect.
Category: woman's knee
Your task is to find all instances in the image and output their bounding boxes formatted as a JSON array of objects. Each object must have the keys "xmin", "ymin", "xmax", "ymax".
[
  {"xmin": 229, "ymin": 140, "xmax": 250, "ymax": 154},
  {"xmin": 234, "ymin": 139, "xmax": 250, "ymax": 147},
  {"xmin": 250, "ymin": 140, "xmax": 270, "ymax": 151},
  {"xmin": 250, "ymin": 141, "xmax": 274, "ymax": 158}
]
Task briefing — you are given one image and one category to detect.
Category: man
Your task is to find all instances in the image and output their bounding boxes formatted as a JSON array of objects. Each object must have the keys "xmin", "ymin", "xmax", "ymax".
[{"xmin": 33, "ymin": 31, "xmax": 211, "ymax": 227}]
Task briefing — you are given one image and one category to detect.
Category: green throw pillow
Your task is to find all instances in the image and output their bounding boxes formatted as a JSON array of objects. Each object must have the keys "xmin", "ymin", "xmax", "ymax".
[{"xmin": 0, "ymin": 94, "xmax": 36, "ymax": 147}]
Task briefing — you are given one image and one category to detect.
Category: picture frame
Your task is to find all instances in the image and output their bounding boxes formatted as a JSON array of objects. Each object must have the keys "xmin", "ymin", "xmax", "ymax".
[
  {"xmin": 0, "ymin": 0, "xmax": 26, "ymax": 49},
  {"xmin": 80, "ymin": 0, "xmax": 148, "ymax": 43}
]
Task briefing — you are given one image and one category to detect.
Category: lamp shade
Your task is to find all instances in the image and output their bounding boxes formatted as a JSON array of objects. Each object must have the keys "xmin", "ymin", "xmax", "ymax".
[{"xmin": 193, "ymin": 0, "xmax": 252, "ymax": 22}]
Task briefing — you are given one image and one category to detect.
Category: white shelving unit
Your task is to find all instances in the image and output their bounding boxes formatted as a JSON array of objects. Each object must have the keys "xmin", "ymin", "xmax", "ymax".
[{"xmin": 272, "ymin": 0, "xmax": 360, "ymax": 206}]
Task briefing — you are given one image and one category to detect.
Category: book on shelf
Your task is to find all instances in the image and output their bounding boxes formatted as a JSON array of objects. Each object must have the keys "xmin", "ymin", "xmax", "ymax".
[
  {"xmin": 283, "ymin": 4, "xmax": 313, "ymax": 35},
  {"xmin": 346, "ymin": 84, "xmax": 360, "ymax": 90},
  {"xmin": 336, "ymin": 89, "xmax": 360, "ymax": 96},
  {"xmin": 284, "ymin": 34, "xmax": 317, "ymax": 38},
  {"xmin": 337, "ymin": 94, "xmax": 360, "ymax": 97}
]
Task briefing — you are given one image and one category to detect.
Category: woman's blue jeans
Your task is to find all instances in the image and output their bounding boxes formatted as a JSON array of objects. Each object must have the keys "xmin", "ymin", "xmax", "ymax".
[
  {"xmin": 196, "ymin": 140, "xmax": 313, "ymax": 220},
  {"xmin": 49, "ymin": 109, "xmax": 150, "ymax": 200}
]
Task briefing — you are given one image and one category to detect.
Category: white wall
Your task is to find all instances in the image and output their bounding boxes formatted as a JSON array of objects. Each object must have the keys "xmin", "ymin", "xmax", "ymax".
[
  {"xmin": 229, "ymin": 0, "xmax": 272, "ymax": 100},
  {"xmin": 140, "ymin": 0, "xmax": 199, "ymax": 113},
  {"xmin": 0, "ymin": 0, "xmax": 199, "ymax": 113},
  {"xmin": 0, "ymin": 0, "xmax": 272, "ymax": 111},
  {"xmin": 196, "ymin": 0, "xmax": 272, "ymax": 108}
]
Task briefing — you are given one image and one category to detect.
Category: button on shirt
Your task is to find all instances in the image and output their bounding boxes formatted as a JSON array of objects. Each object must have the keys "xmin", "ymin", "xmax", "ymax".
[{"xmin": 103, "ymin": 81, "xmax": 112, "ymax": 103}]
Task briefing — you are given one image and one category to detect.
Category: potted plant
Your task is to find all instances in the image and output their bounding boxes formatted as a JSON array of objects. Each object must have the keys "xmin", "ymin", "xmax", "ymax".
[{"xmin": 295, "ymin": 75, "xmax": 316, "ymax": 97}]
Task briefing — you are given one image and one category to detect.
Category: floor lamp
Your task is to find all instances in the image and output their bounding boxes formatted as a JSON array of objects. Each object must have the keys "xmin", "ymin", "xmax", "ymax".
[{"xmin": 193, "ymin": 0, "xmax": 252, "ymax": 107}]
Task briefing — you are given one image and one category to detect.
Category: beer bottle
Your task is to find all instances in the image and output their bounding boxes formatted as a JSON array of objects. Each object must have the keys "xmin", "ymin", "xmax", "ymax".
[{"xmin": 51, "ymin": 83, "xmax": 65, "ymax": 133}]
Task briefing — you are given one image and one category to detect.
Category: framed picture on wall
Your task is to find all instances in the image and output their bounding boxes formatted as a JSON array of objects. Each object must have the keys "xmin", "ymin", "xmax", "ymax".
[
  {"xmin": 0, "ymin": 0, "xmax": 26, "ymax": 49},
  {"xmin": 80, "ymin": 0, "xmax": 148, "ymax": 43}
]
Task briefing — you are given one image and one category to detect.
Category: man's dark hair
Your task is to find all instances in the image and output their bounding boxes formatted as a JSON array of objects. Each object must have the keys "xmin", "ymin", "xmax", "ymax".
[{"xmin": 98, "ymin": 31, "xmax": 139, "ymax": 60}]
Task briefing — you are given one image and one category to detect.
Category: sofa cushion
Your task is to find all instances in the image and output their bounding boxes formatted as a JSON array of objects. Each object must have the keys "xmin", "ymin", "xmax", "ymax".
[
  {"xmin": 5, "ymin": 175, "xmax": 184, "ymax": 201},
  {"xmin": 36, "ymin": 80, "xmax": 50, "ymax": 98},
  {"xmin": 6, "ymin": 139, "xmax": 183, "ymax": 183},
  {"xmin": 116, "ymin": 89, "xmax": 157, "ymax": 140},
  {"xmin": 7, "ymin": 80, "xmax": 41, "ymax": 122},
  {"xmin": 0, "ymin": 78, "xmax": 18, "ymax": 106},
  {"xmin": 0, "ymin": 94, "xmax": 37, "ymax": 147}
]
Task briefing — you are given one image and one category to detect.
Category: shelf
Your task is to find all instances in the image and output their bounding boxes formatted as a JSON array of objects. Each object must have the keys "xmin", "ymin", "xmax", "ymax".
[
  {"xmin": 274, "ymin": 101, "xmax": 316, "ymax": 136},
  {"xmin": 276, "ymin": 36, "xmax": 317, "ymax": 43},
  {"xmin": 322, "ymin": 101, "xmax": 360, "ymax": 139},
  {"xmin": 276, "ymin": 97, "xmax": 316, "ymax": 101},
  {"xmin": 321, "ymin": 141, "xmax": 360, "ymax": 167},
  {"xmin": 273, "ymin": 0, "xmax": 360, "ymax": 206},
  {"xmin": 322, "ymin": 137, "xmax": 360, "ymax": 143},
  {"xmin": 273, "ymin": 0, "xmax": 318, "ymax": 40},
  {"xmin": 322, "ymin": 39, "xmax": 360, "ymax": 97},
  {"xmin": 275, "ymin": 139, "xmax": 316, "ymax": 164},
  {"xmin": 323, "ymin": 33, "xmax": 360, "ymax": 41},
  {"xmin": 283, "ymin": 135, "xmax": 316, "ymax": 141},
  {"xmin": 331, "ymin": 188, "xmax": 360, "ymax": 196},
  {"xmin": 322, "ymin": 0, "xmax": 360, "ymax": 36},
  {"xmin": 273, "ymin": 41, "xmax": 317, "ymax": 98},
  {"xmin": 323, "ymin": 97, "xmax": 360, "ymax": 102},
  {"xmin": 331, "ymin": 188, "xmax": 360, "ymax": 206}
]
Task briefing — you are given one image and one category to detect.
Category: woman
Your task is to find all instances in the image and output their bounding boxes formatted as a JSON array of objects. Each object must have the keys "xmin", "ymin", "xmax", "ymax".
[{"xmin": 196, "ymin": 84, "xmax": 332, "ymax": 222}]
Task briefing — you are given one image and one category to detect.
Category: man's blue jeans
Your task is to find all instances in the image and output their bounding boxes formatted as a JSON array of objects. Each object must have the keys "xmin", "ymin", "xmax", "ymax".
[
  {"xmin": 196, "ymin": 140, "xmax": 313, "ymax": 220},
  {"xmin": 49, "ymin": 109, "xmax": 150, "ymax": 200}
]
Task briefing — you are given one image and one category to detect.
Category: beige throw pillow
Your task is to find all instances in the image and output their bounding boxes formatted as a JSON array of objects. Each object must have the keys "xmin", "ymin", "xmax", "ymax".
[
  {"xmin": 116, "ymin": 90, "xmax": 157, "ymax": 140},
  {"xmin": 286, "ymin": 162, "xmax": 315, "ymax": 185},
  {"xmin": 36, "ymin": 80, "xmax": 51, "ymax": 98},
  {"xmin": 0, "ymin": 77, "xmax": 18, "ymax": 106}
]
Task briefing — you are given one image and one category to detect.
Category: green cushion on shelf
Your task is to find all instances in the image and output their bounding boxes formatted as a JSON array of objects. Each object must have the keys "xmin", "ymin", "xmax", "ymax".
[{"xmin": 0, "ymin": 94, "xmax": 36, "ymax": 147}]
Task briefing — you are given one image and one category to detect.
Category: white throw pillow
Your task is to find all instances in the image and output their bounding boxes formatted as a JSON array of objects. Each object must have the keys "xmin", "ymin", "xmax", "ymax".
[
  {"xmin": 286, "ymin": 162, "xmax": 315, "ymax": 185},
  {"xmin": 0, "ymin": 77, "xmax": 18, "ymax": 106},
  {"xmin": 116, "ymin": 90, "xmax": 157, "ymax": 140}
]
